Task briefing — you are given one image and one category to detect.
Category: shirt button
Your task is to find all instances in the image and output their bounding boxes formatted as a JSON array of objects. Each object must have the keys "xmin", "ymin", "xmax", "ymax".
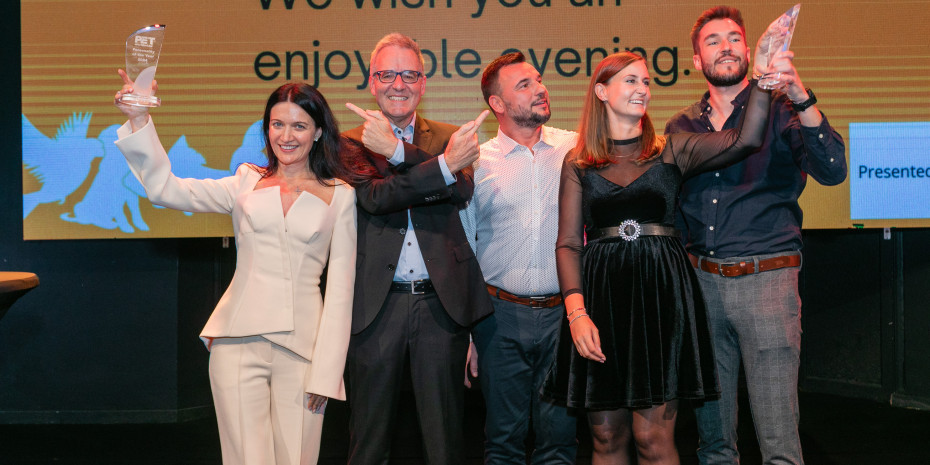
[
  {"xmin": 712, "ymin": 199, "xmax": 718, "ymax": 204},
  {"xmin": 709, "ymin": 251, "xmax": 715, "ymax": 256},
  {"xmin": 715, "ymin": 172, "xmax": 720, "ymax": 177},
  {"xmin": 709, "ymin": 226, "xmax": 715, "ymax": 231},
  {"xmin": 819, "ymin": 133, "xmax": 824, "ymax": 139},
  {"xmin": 409, "ymin": 269, "xmax": 414, "ymax": 274},
  {"xmin": 829, "ymin": 158, "xmax": 835, "ymax": 162},
  {"xmin": 407, "ymin": 242, "xmax": 412, "ymax": 246}
]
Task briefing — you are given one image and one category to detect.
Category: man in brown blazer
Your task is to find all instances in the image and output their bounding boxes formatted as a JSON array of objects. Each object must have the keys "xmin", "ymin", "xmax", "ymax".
[{"xmin": 342, "ymin": 33, "xmax": 494, "ymax": 465}]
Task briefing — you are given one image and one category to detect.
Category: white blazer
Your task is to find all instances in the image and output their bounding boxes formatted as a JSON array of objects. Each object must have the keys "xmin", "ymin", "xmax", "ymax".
[{"xmin": 115, "ymin": 118, "xmax": 356, "ymax": 400}]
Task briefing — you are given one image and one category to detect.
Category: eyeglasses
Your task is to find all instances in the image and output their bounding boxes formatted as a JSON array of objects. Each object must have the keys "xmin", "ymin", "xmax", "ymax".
[{"xmin": 373, "ymin": 70, "xmax": 423, "ymax": 84}]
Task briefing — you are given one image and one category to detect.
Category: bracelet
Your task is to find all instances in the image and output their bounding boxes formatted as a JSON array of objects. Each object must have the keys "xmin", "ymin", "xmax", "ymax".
[
  {"xmin": 566, "ymin": 307, "xmax": 586, "ymax": 319},
  {"xmin": 569, "ymin": 314, "xmax": 590, "ymax": 327}
]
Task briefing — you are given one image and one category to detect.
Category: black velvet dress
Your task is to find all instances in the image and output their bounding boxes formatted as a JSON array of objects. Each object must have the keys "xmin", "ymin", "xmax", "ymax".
[{"xmin": 541, "ymin": 85, "xmax": 772, "ymax": 410}]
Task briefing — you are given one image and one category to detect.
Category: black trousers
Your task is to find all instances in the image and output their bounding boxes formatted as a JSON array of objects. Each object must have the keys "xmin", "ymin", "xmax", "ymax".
[{"xmin": 346, "ymin": 291, "xmax": 470, "ymax": 465}]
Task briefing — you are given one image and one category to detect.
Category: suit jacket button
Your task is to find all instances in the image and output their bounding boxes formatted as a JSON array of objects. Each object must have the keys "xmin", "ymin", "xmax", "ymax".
[
  {"xmin": 387, "ymin": 264, "xmax": 396, "ymax": 270},
  {"xmin": 399, "ymin": 228, "xmax": 407, "ymax": 235}
]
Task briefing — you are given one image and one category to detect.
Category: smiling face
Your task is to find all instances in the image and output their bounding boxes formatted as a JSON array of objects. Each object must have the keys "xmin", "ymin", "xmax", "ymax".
[
  {"xmin": 596, "ymin": 59, "xmax": 651, "ymax": 124},
  {"xmin": 369, "ymin": 45, "xmax": 426, "ymax": 128},
  {"xmin": 490, "ymin": 62, "xmax": 550, "ymax": 129},
  {"xmin": 694, "ymin": 18, "xmax": 750, "ymax": 87},
  {"xmin": 267, "ymin": 101, "xmax": 322, "ymax": 170}
]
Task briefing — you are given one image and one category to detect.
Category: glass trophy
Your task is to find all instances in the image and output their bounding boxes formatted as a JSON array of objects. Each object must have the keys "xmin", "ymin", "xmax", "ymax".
[
  {"xmin": 755, "ymin": 4, "xmax": 800, "ymax": 90},
  {"xmin": 118, "ymin": 24, "xmax": 166, "ymax": 107}
]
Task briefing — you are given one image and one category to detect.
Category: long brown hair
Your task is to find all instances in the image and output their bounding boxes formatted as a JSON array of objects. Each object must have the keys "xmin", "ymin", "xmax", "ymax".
[
  {"xmin": 258, "ymin": 83, "xmax": 371, "ymax": 185},
  {"xmin": 573, "ymin": 52, "xmax": 665, "ymax": 169}
]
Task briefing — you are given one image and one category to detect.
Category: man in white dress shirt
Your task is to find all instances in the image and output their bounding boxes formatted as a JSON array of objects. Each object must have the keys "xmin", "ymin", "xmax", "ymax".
[{"xmin": 461, "ymin": 52, "xmax": 578, "ymax": 464}]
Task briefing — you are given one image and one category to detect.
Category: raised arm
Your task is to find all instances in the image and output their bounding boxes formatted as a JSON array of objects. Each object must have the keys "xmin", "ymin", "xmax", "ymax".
[
  {"xmin": 349, "ymin": 110, "xmax": 486, "ymax": 214},
  {"xmin": 668, "ymin": 83, "xmax": 772, "ymax": 178},
  {"xmin": 113, "ymin": 69, "xmax": 241, "ymax": 214},
  {"xmin": 353, "ymin": 151, "xmax": 473, "ymax": 214},
  {"xmin": 773, "ymin": 57, "xmax": 847, "ymax": 186}
]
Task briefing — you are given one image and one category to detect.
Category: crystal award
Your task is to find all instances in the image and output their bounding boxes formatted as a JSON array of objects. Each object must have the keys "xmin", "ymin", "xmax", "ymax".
[
  {"xmin": 755, "ymin": 4, "xmax": 800, "ymax": 90},
  {"xmin": 117, "ymin": 24, "xmax": 166, "ymax": 107}
]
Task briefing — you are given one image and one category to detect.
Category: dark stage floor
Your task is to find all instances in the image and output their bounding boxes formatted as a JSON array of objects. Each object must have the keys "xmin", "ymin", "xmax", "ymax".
[{"xmin": 2, "ymin": 390, "xmax": 929, "ymax": 464}]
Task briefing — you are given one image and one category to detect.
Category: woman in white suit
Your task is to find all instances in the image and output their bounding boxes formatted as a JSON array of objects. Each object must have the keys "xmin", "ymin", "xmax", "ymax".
[{"xmin": 114, "ymin": 77, "xmax": 361, "ymax": 465}]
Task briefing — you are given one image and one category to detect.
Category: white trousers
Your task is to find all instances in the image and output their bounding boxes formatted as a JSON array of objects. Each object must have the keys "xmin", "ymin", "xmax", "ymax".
[{"xmin": 209, "ymin": 336, "xmax": 324, "ymax": 465}]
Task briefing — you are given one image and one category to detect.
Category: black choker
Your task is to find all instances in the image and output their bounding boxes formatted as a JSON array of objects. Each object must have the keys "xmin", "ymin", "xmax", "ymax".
[{"xmin": 610, "ymin": 136, "xmax": 640, "ymax": 146}]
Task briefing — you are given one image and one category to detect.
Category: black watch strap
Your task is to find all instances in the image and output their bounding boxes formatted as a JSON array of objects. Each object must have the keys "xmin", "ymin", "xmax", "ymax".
[{"xmin": 791, "ymin": 87, "xmax": 817, "ymax": 112}]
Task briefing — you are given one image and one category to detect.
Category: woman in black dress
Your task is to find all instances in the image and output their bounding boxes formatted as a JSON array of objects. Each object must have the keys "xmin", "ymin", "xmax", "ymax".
[{"xmin": 542, "ymin": 49, "xmax": 786, "ymax": 464}]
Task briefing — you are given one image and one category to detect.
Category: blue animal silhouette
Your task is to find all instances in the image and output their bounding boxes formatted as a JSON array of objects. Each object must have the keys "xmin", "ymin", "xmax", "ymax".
[
  {"xmin": 60, "ymin": 125, "xmax": 149, "ymax": 233},
  {"xmin": 22, "ymin": 113, "xmax": 105, "ymax": 218},
  {"xmin": 228, "ymin": 120, "xmax": 267, "ymax": 171},
  {"xmin": 157, "ymin": 135, "xmax": 231, "ymax": 216},
  {"xmin": 169, "ymin": 135, "xmax": 231, "ymax": 180},
  {"xmin": 38, "ymin": 116, "xmax": 270, "ymax": 234}
]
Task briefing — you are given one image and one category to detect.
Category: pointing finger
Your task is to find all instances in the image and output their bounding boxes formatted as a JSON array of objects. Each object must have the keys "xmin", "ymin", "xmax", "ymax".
[
  {"xmin": 345, "ymin": 102, "xmax": 374, "ymax": 122},
  {"xmin": 456, "ymin": 110, "xmax": 491, "ymax": 139},
  {"xmin": 473, "ymin": 110, "xmax": 490, "ymax": 127}
]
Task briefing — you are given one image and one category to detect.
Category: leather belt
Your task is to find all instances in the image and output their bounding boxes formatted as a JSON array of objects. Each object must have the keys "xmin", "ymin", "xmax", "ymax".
[
  {"xmin": 689, "ymin": 253, "xmax": 801, "ymax": 278},
  {"xmin": 588, "ymin": 220, "xmax": 679, "ymax": 242},
  {"xmin": 390, "ymin": 279, "xmax": 435, "ymax": 294},
  {"xmin": 486, "ymin": 284, "xmax": 562, "ymax": 308}
]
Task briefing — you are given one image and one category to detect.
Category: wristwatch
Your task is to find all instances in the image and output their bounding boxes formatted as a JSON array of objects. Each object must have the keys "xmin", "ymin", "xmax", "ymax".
[{"xmin": 791, "ymin": 88, "xmax": 817, "ymax": 112}]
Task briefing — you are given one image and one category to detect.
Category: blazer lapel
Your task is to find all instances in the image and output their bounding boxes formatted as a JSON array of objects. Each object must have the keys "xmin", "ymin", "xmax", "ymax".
[{"xmin": 413, "ymin": 115, "xmax": 435, "ymax": 155}]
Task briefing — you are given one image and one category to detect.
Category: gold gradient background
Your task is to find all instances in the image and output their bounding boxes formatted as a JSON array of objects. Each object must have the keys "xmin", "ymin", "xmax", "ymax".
[{"xmin": 22, "ymin": 0, "xmax": 930, "ymax": 238}]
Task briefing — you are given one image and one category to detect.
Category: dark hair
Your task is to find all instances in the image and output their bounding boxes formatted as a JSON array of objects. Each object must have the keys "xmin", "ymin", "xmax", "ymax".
[
  {"xmin": 573, "ymin": 52, "xmax": 664, "ymax": 169},
  {"xmin": 691, "ymin": 5, "xmax": 746, "ymax": 55},
  {"xmin": 260, "ymin": 83, "xmax": 365, "ymax": 185},
  {"xmin": 480, "ymin": 52, "xmax": 526, "ymax": 107}
]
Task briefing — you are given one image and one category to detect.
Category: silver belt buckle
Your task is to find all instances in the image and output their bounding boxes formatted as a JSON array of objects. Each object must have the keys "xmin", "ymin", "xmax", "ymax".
[
  {"xmin": 618, "ymin": 219, "xmax": 642, "ymax": 241},
  {"xmin": 410, "ymin": 280, "xmax": 426, "ymax": 295}
]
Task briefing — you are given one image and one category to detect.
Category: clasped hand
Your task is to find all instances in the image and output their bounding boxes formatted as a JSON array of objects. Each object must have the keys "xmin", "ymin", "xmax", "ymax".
[
  {"xmin": 113, "ymin": 69, "xmax": 156, "ymax": 132},
  {"xmin": 753, "ymin": 40, "xmax": 807, "ymax": 102}
]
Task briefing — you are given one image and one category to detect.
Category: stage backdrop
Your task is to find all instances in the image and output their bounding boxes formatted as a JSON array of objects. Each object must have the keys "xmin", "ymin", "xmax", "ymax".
[{"xmin": 21, "ymin": 0, "xmax": 930, "ymax": 239}]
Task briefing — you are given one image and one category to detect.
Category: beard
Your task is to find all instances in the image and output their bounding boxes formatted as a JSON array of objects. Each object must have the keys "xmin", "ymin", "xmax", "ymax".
[
  {"xmin": 702, "ymin": 55, "xmax": 749, "ymax": 87},
  {"xmin": 508, "ymin": 101, "xmax": 551, "ymax": 129}
]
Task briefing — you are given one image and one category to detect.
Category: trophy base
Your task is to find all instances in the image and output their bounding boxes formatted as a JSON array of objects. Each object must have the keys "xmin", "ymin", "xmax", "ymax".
[
  {"xmin": 758, "ymin": 72, "xmax": 784, "ymax": 91},
  {"xmin": 118, "ymin": 93, "xmax": 161, "ymax": 107}
]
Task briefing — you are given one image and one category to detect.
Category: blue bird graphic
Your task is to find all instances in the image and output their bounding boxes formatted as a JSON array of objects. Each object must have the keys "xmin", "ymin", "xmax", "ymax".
[{"xmin": 22, "ymin": 113, "xmax": 105, "ymax": 219}]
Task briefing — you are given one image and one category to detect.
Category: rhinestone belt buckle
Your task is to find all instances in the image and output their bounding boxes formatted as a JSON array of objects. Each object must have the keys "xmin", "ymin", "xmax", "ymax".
[{"xmin": 618, "ymin": 219, "xmax": 642, "ymax": 241}]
